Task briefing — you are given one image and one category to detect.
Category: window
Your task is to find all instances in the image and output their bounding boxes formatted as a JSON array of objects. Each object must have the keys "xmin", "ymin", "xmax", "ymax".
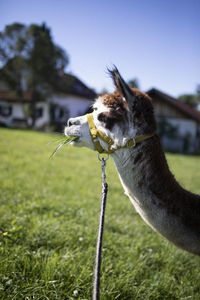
[
  {"xmin": 35, "ymin": 107, "xmax": 43, "ymax": 118},
  {"xmin": 59, "ymin": 107, "xmax": 69, "ymax": 120},
  {"xmin": 59, "ymin": 108, "xmax": 65, "ymax": 118},
  {"xmin": 0, "ymin": 105, "xmax": 12, "ymax": 117}
]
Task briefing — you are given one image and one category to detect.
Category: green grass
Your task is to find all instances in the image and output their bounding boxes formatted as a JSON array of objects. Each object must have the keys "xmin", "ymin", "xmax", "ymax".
[{"xmin": 0, "ymin": 128, "xmax": 200, "ymax": 300}]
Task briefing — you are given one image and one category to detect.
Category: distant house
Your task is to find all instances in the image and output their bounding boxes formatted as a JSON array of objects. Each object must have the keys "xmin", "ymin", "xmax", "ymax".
[
  {"xmin": 0, "ymin": 90, "xmax": 49, "ymax": 128},
  {"xmin": 147, "ymin": 88, "xmax": 200, "ymax": 153},
  {"xmin": 0, "ymin": 73, "xmax": 96, "ymax": 131}
]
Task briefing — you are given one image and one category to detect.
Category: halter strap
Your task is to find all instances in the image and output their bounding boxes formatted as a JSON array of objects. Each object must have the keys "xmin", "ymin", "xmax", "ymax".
[{"xmin": 87, "ymin": 113, "xmax": 154, "ymax": 154}]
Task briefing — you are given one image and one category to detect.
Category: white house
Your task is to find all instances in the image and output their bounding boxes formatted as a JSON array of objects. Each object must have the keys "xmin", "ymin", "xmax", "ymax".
[
  {"xmin": 0, "ymin": 91, "xmax": 49, "ymax": 128},
  {"xmin": 0, "ymin": 73, "xmax": 96, "ymax": 131},
  {"xmin": 147, "ymin": 88, "xmax": 200, "ymax": 153}
]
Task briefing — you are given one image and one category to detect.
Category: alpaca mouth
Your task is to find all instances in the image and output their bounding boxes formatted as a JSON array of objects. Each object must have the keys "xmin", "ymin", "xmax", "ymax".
[{"xmin": 64, "ymin": 126, "xmax": 80, "ymax": 139}]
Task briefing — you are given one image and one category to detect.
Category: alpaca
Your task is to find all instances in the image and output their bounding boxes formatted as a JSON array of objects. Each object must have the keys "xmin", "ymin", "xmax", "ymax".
[{"xmin": 65, "ymin": 67, "xmax": 200, "ymax": 256}]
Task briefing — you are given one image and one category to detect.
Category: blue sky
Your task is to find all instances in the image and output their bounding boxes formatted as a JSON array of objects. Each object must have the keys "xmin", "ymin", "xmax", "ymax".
[{"xmin": 1, "ymin": 0, "xmax": 199, "ymax": 97}]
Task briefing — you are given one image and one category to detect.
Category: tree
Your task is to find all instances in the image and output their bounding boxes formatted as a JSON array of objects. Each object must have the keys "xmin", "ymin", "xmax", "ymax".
[
  {"xmin": 178, "ymin": 85, "xmax": 200, "ymax": 110},
  {"xmin": 100, "ymin": 87, "xmax": 109, "ymax": 94},
  {"xmin": 127, "ymin": 78, "xmax": 140, "ymax": 89},
  {"xmin": 0, "ymin": 23, "xmax": 27, "ymax": 95},
  {"xmin": 0, "ymin": 22, "xmax": 69, "ymax": 126}
]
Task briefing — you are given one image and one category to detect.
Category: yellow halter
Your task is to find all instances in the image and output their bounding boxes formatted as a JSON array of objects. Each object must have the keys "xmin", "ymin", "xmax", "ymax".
[{"xmin": 87, "ymin": 113, "xmax": 154, "ymax": 154}]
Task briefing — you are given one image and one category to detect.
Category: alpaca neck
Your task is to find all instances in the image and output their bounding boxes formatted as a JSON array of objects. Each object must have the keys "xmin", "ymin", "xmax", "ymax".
[
  {"xmin": 111, "ymin": 135, "xmax": 200, "ymax": 255},
  {"xmin": 111, "ymin": 135, "xmax": 173, "ymax": 198},
  {"xmin": 111, "ymin": 138, "xmax": 171, "ymax": 233}
]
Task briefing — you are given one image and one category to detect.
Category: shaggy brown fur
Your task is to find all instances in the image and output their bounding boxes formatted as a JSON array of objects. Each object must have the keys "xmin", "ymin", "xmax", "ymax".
[
  {"xmin": 102, "ymin": 88, "xmax": 151, "ymax": 109},
  {"xmin": 101, "ymin": 88, "xmax": 157, "ymax": 135}
]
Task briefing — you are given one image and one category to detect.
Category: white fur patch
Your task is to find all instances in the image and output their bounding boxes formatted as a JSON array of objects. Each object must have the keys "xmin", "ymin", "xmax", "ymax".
[{"xmin": 93, "ymin": 96, "xmax": 110, "ymax": 115}]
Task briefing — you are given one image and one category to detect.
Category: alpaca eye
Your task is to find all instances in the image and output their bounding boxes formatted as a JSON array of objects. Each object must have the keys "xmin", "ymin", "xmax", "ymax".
[
  {"xmin": 93, "ymin": 107, "xmax": 98, "ymax": 111},
  {"xmin": 98, "ymin": 113, "xmax": 116, "ymax": 130},
  {"xmin": 98, "ymin": 113, "xmax": 106, "ymax": 123}
]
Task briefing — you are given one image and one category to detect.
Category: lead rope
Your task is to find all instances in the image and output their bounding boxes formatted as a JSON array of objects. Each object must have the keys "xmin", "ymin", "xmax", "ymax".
[{"xmin": 93, "ymin": 154, "xmax": 109, "ymax": 300}]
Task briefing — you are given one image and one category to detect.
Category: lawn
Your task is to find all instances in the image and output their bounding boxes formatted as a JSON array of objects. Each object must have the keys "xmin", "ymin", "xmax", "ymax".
[{"xmin": 0, "ymin": 128, "xmax": 200, "ymax": 300}]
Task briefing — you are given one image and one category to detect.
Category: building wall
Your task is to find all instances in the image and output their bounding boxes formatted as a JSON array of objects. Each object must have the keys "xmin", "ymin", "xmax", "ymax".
[
  {"xmin": 156, "ymin": 116, "xmax": 198, "ymax": 153},
  {"xmin": 166, "ymin": 118, "xmax": 197, "ymax": 138},
  {"xmin": 151, "ymin": 95, "xmax": 200, "ymax": 153},
  {"xmin": 35, "ymin": 102, "xmax": 50, "ymax": 128},
  {"xmin": 13, "ymin": 103, "xmax": 26, "ymax": 118},
  {"xmin": 0, "ymin": 100, "xmax": 50, "ymax": 128},
  {"xmin": 0, "ymin": 93, "xmax": 93, "ymax": 129},
  {"xmin": 52, "ymin": 94, "xmax": 93, "ymax": 119},
  {"xmin": 152, "ymin": 97, "xmax": 190, "ymax": 119}
]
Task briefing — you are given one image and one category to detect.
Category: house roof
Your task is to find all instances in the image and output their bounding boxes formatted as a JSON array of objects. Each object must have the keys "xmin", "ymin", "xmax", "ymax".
[
  {"xmin": 0, "ymin": 73, "xmax": 97, "ymax": 103},
  {"xmin": 0, "ymin": 91, "xmax": 31, "ymax": 102},
  {"xmin": 52, "ymin": 73, "xmax": 97, "ymax": 99},
  {"xmin": 147, "ymin": 88, "xmax": 200, "ymax": 123}
]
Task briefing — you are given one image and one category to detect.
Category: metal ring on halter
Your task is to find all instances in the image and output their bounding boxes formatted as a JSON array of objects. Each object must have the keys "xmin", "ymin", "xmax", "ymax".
[{"xmin": 98, "ymin": 153, "xmax": 109, "ymax": 162}]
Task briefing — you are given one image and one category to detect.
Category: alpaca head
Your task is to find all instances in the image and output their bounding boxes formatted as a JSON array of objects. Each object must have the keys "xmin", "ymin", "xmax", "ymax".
[{"xmin": 64, "ymin": 67, "xmax": 157, "ymax": 152}]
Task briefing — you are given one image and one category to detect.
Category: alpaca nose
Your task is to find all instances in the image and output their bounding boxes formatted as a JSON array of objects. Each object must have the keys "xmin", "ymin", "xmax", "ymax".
[{"xmin": 68, "ymin": 118, "xmax": 74, "ymax": 127}]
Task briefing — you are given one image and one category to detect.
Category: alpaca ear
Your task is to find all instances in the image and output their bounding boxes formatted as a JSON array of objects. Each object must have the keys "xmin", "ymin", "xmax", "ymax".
[{"xmin": 107, "ymin": 66, "xmax": 135, "ymax": 108}]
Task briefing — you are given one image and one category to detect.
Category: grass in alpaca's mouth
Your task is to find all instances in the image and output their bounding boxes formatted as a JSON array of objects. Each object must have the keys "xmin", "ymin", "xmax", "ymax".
[{"xmin": 50, "ymin": 136, "xmax": 79, "ymax": 158}]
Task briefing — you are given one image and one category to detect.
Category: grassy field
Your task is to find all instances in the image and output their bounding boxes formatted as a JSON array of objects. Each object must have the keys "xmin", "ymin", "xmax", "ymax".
[{"xmin": 0, "ymin": 128, "xmax": 200, "ymax": 300}]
